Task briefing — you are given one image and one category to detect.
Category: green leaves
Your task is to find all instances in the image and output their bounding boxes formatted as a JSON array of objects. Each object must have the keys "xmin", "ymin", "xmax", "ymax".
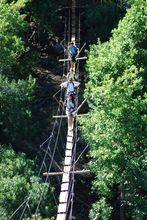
[
  {"xmin": 0, "ymin": 146, "xmax": 55, "ymax": 219},
  {"xmin": 81, "ymin": 1, "xmax": 147, "ymax": 219},
  {"xmin": 89, "ymin": 198, "xmax": 112, "ymax": 220},
  {"xmin": 0, "ymin": 75, "xmax": 37, "ymax": 150},
  {"xmin": 0, "ymin": 1, "xmax": 27, "ymax": 74}
]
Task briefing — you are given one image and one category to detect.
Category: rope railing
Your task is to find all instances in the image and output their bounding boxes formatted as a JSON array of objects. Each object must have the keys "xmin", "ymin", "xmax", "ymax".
[
  {"xmin": 8, "ymin": 197, "xmax": 30, "ymax": 220},
  {"xmin": 34, "ymin": 108, "xmax": 64, "ymax": 218},
  {"xmin": 8, "ymin": 50, "xmax": 67, "ymax": 220}
]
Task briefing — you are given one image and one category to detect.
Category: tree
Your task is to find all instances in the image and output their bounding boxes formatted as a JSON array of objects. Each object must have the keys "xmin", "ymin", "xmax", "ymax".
[
  {"xmin": 0, "ymin": 145, "xmax": 55, "ymax": 219},
  {"xmin": 81, "ymin": 0, "xmax": 147, "ymax": 219},
  {"xmin": 0, "ymin": 75, "xmax": 39, "ymax": 154},
  {"xmin": 0, "ymin": 1, "xmax": 27, "ymax": 77}
]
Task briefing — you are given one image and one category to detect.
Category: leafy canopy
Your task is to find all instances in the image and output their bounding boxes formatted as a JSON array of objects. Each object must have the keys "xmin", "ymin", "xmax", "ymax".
[
  {"xmin": 0, "ymin": 1, "xmax": 27, "ymax": 75},
  {"xmin": 0, "ymin": 145, "xmax": 55, "ymax": 219},
  {"xmin": 0, "ymin": 75, "xmax": 38, "ymax": 154},
  {"xmin": 81, "ymin": 0, "xmax": 147, "ymax": 219}
]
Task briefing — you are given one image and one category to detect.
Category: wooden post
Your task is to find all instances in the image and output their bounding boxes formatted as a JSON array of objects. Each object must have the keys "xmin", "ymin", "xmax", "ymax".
[
  {"xmin": 43, "ymin": 170, "xmax": 90, "ymax": 176},
  {"xmin": 52, "ymin": 113, "xmax": 88, "ymax": 118}
]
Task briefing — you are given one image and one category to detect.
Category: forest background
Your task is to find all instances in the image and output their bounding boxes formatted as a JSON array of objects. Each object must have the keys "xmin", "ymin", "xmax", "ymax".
[{"xmin": 0, "ymin": 0, "xmax": 146, "ymax": 220}]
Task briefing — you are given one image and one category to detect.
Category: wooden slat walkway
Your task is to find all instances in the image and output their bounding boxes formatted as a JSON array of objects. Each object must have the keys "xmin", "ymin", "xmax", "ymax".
[
  {"xmin": 56, "ymin": 1, "xmax": 76, "ymax": 219},
  {"xmin": 56, "ymin": 128, "xmax": 74, "ymax": 220}
]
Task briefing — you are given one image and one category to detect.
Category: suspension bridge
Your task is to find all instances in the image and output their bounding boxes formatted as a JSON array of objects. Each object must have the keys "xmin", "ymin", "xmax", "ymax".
[{"xmin": 8, "ymin": 1, "xmax": 89, "ymax": 220}]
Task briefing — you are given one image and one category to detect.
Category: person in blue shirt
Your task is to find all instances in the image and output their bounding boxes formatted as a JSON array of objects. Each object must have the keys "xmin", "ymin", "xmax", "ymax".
[
  {"xmin": 66, "ymin": 93, "xmax": 76, "ymax": 130},
  {"xmin": 60, "ymin": 76, "xmax": 80, "ymax": 107},
  {"xmin": 68, "ymin": 42, "xmax": 78, "ymax": 70}
]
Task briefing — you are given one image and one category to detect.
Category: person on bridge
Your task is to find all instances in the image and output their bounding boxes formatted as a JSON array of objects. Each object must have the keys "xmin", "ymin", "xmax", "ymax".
[
  {"xmin": 66, "ymin": 93, "xmax": 76, "ymax": 130},
  {"xmin": 60, "ymin": 76, "xmax": 80, "ymax": 107},
  {"xmin": 60, "ymin": 76, "xmax": 80, "ymax": 94},
  {"xmin": 68, "ymin": 42, "xmax": 78, "ymax": 71}
]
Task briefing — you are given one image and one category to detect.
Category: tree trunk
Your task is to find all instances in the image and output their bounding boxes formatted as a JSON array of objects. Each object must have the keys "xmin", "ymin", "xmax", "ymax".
[{"xmin": 120, "ymin": 182, "xmax": 125, "ymax": 220}]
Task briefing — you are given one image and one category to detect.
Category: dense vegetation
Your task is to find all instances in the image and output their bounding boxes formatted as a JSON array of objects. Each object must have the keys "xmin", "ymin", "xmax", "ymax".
[
  {"xmin": 0, "ymin": 146, "xmax": 55, "ymax": 220},
  {"xmin": 0, "ymin": 0, "xmax": 146, "ymax": 219},
  {"xmin": 81, "ymin": 0, "xmax": 147, "ymax": 219},
  {"xmin": 0, "ymin": 0, "xmax": 57, "ymax": 219}
]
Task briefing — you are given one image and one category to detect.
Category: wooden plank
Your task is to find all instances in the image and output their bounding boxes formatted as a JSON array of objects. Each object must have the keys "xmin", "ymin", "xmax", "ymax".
[
  {"xmin": 64, "ymin": 165, "xmax": 71, "ymax": 172},
  {"xmin": 43, "ymin": 170, "xmax": 90, "ymax": 176},
  {"xmin": 66, "ymin": 145, "xmax": 72, "ymax": 150},
  {"xmin": 56, "ymin": 213, "xmax": 66, "ymax": 220},
  {"xmin": 59, "ymin": 191, "xmax": 68, "ymax": 203},
  {"xmin": 66, "ymin": 144, "xmax": 72, "ymax": 150},
  {"xmin": 67, "ymin": 141, "xmax": 73, "ymax": 146},
  {"xmin": 67, "ymin": 136, "xmax": 73, "ymax": 142},
  {"xmin": 59, "ymin": 58, "xmax": 71, "ymax": 62},
  {"xmin": 64, "ymin": 157, "xmax": 72, "ymax": 166},
  {"xmin": 65, "ymin": 150, "xmax": 72, "ymax": 157},
  {"xmin": 59, "ymin": 57, "xmax": 87, "ymax": 62},
  {"xmin": 62, "ymin": 173, "xmax": 70, "ymax": 183},
  {"xmin": 61, "ymin": 183, "xmax": 69, "ymax": 191},
  {"xmin": 68, "ymin": 129, "xmax": 74, "ymax": 136},
  {"xmin": 58, "ymin": 203, "xmax": 67, "ymax": 213},
  {"xmin": 52, "ymin": 113, "xmax": 88, "ymax": 118},
  {"xmin": 66, "ymin": 128, "xmax": 73, "ymax": 148}
]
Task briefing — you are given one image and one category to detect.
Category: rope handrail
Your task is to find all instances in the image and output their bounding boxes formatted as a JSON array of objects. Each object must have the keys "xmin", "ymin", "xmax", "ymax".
[
  {"xmin": 11, "ymin": 12, "xmax": 70, "ymax": 216},
  {"xmin": 8, "ymin": 197, "xmax": 30, "ymax": 220}
]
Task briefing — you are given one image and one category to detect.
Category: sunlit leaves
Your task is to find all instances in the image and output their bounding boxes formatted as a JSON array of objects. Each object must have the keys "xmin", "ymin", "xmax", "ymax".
[
  {"xmin": 81, "ymin": 1, "xmax": 147, "ymax": 219},
  {"xmin": 0, "ymin": 1, "xmax": 27, "ymax": 74},
  {"xmin": 0, "ymin": 146, "xmax": 55, "ymax": 219},
  {"xmin": 89, "ymin": 198, "xmax": 112, "ymax": 220},
  {"xmin": 0, "ymin": 75, "xmax": 36, "ymax": 148}
]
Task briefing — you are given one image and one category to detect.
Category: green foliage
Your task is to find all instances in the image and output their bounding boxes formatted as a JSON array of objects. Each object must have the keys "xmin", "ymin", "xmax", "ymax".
[
  {"xmin": 4, "ymin": 0, "xmax": 31, "ymax": 7},
  {"xmin": 0, "ymin": 146, "xmax": 55, "ymax": 219},
  {"xmin": 81, "ymin": 0, "xmax": 147, "ymax": 219},
  {"xmin": 0, "ymin": 206, "xmax": 7, "ymax": 220},
  {"xmin": 0, "ymin": 75, "xmax": 38, "ymax": 152},
  {"xmin": 0, "ymin": 1, "xmax": 27, "ymax": 75},
  {"xmin": 89, "ymin": 198, "xmax": 112, "ymax": 220}
]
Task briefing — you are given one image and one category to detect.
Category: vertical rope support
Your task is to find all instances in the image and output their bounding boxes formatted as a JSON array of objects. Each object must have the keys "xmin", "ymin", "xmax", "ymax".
[
  {"xmin": 71, "ymin": 0, "xmax": 76, "ymax": 42},
  {"xmin": 75, "ymin": 13, "xmax": 81, "ymax": 79},
  {"xmin": 68, "ymin": 8, "xmax": 71, "ymax": 43},
  {"xmin": 67, "ymin": 7, "xmax": 71, "ymax": 71},
  {"xmin": 63, "ymin": 17, "xmax": 67, "ymax": 76}
]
